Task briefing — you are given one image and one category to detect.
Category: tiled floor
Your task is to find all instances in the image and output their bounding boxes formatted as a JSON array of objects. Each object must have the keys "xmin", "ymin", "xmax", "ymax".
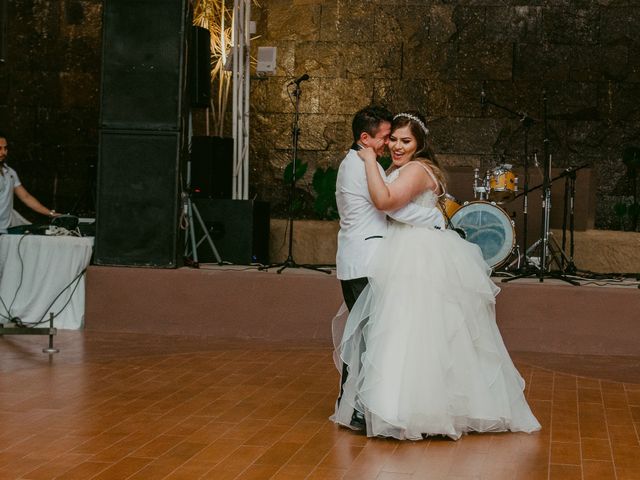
[{"xmin": 1, "ymin": 331, "xmax": 639, "ymax": 480}]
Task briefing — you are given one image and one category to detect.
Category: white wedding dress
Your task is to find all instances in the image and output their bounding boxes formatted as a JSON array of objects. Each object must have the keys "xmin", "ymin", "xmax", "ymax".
[{"xmin": 331, "ymin": 175, "xmax": 541, "ymax": 440}]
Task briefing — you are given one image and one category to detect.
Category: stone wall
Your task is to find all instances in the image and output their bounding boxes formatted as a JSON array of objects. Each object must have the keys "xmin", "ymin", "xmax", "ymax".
[
  {"xmin": 0, "ymin": 0, "xmax": 102, "ymax": 220},
  {"xmin": 0, "ymin": 0, "xmax": 638, "ymax": 229},
  {"xmin": 250, "ymin": 0, "xmax": 640, "ymax": 229}
]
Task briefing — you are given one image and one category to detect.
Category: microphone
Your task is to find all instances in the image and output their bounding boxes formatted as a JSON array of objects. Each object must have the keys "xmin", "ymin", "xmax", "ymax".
[
  {"xmin": 288, "ymin": 73, "xmax": 309, "ymax": 86},
  {"xmin": 533, "ymin": 151, "xmax": 539, "ymax": 168}
]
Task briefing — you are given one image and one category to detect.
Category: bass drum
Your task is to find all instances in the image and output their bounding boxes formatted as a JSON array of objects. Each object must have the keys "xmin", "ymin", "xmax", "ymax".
[{"xmin": 449, "ymin": 201, "xmax": 515, "ymax": 269}]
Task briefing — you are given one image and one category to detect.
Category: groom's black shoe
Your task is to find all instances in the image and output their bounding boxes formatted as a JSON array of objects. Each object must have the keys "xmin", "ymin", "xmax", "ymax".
[{"xmin": 350, "ymin": 411, "xmax": 366, "ymax": 433}]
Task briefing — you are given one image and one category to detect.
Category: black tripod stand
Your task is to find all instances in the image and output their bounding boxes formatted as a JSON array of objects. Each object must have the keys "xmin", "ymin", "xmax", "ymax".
[
  {"xmin": 503, "ymin": 90, "xmax": 578, "ymax": 286},
  {"xmin": 260, "ymin": 78, "xmax": 330, "ymax": 275}
]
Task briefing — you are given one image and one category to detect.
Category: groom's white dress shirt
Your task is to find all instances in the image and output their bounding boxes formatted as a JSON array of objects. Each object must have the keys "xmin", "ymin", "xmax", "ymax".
[{"xmin": 335, "ymin": 148, "xmax": 445, "ymax": 280}]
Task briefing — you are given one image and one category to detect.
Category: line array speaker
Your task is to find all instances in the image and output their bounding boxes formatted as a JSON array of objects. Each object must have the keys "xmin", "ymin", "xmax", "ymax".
[
  {"xmin": 100, "ymin": 0, "xmax": 188, "ymax": 130},
  {"xmin": 95, "ymin": 131, "xmax": 183, "ymax": 267},
  {"xmin": 96, "ymin": 0, "xmax": 189, "ymax": 267}
]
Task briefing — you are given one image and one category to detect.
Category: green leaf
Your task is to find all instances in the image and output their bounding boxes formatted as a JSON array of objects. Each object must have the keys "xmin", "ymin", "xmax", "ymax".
[
  {"xmin": 613, "ymin": 202, "xmax": 628, "ymax": 217},
  {"xmin": 311, "ymin": 166, "xmax": 339, "ymax": 219},
  {"xmin": 283, "ymin": 160, "xmax": 308, "ymax": 184}
]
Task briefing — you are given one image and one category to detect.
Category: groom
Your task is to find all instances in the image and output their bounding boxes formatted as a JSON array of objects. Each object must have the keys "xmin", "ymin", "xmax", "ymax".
[
  {"xmin": 335, "ymin": 105, "xmax": 444, "ymax": 429},
  {"xmin": 336, "ymin": 105, "xmax": 444, "ymax": 310}
]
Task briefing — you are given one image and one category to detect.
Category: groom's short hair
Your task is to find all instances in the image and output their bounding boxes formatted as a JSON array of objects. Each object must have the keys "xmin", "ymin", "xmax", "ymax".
[{"xmin": 352, "ymin": 105, "xmax": 393, "ymax": 142}]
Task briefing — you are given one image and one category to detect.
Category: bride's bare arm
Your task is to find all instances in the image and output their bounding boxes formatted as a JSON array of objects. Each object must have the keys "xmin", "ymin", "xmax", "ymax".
[{"xmin": 359, "ymin": 147, "xmax": 436, "ymax": 210}]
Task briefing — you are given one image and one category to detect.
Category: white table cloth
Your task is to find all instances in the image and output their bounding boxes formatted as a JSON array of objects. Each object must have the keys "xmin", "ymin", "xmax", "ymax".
[{"xmin": 0, "ymin": 235, "xmax": 94, "ymax": 329}]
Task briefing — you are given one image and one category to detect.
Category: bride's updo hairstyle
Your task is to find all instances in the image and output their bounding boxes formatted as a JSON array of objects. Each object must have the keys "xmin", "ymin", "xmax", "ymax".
[{"xmin": 391, "ymin": 111, "xmax": 447, "ymax": 197}]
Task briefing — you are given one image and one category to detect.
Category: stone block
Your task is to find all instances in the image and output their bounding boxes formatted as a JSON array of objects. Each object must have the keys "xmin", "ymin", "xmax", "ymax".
[
  {"xmin": 9, "ymin": 70, "xmax": 61, "ymax": 107},
  {"xmin": 264, "ymin": 0, "xmax": 321, "ymax": 42},
  {"xmin": 600, "ymin": 7, "xmax": 636, "ymax": 45},
  {"xmin": 429, "ymin": 5, "xmax": 456, "ymax": 43},
  {"xmin": 374, "ymin": 4, "xmax": 430, "ymax": 48},
  {"xmin": 427, "ymin": 117, "xmax": 510, "ymax": 155},
  {"xmin": 597, "ymin": 81, "xmax": 640, "ymax": 122},
  {"xmin": 601, "ymin": 45, "xmax": 630, "ymax": 81},
  {"xmin": 452, "ymin": 6, "xmax": 485, "ymax": 43},
  {"xmin": 458, "ymin": 42, "xmax": 513, "ymax": 81},
  {"xmin": 372, "ymin": 79, "xmax": 430, "ymax": 114},
  {"xmin": 60, "ymin": 72, "xmax": 99, "ymax": 108},
  {"xmin": 543, "ymin": 6, "xmax": 600, "ymax": 45},
  {"xmin": 485, "ymin": 6, "xmax": 543, "ymax": 43},
  {"xmin": 402, "ymin": 40, "xmax": 458, "ymax": 80},
  {"xmin": 544, "ymin": 82, "xmax": 599, "ymax": 120},
  {"xmin": 294, "ymin": 42, "xmax": 346, "ymax": 79},
  {"xmin": 269, "ymin": 219, "xmax": 339, "ymax": 265},
  {"xmin": 319, "ymin": 1, "xmax": 376, "ymax": 43},
  {"xmin": 338, "ymin": 42, "xmax": 403, "ymax": 80}
]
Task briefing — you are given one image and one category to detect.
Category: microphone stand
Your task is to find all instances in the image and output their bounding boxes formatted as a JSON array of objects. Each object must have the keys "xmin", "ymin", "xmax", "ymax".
[{"xmin": 260, "ymin": 80, "xmax": 330, "ymax": 275}]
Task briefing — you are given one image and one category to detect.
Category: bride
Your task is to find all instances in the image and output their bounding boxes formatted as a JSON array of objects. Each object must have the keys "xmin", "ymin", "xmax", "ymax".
[{"xmin": 331, "ymin": 111, "xmax": 541, "ymax": 440}]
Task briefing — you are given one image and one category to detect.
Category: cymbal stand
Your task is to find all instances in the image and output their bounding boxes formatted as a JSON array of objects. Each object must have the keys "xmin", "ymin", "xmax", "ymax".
[
  {"xmin": 560, "ymin": 170, "xmax": 576, "ymax": 274},
  {"xmin": 503, "ymin": 90, "xmax": 578, "ymax": 285},
  {"xmin": 480, "ymin": 85, "xmax": 535, "ymax": 272}
]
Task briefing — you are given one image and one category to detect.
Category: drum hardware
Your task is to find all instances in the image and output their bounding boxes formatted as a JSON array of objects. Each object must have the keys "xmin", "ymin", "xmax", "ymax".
[
  {"xmin": 502, "ymin": 90, "xmax": 578, "ymax": 285},
  {"xmin": 478, "ymin": 84, "xmax": 536, "ymax": 273},
  {"xmin": 473, "ymin": 168, "xmax": 489, "ymax": 200},
  {"xmin": 560, "ymin": 164, "xmax": 589, "ymax": 274}
]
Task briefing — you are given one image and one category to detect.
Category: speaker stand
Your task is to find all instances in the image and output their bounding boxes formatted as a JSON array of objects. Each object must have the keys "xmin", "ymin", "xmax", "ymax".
[{"xmin": 183, "ymin": 161, "xmax": 223, "ymax": 267}]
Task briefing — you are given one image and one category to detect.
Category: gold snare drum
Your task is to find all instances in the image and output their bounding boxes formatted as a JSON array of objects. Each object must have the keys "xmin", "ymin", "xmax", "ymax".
[{"xmin": 488, "ymin": 166, "xmax": 518, "ymax": 204}]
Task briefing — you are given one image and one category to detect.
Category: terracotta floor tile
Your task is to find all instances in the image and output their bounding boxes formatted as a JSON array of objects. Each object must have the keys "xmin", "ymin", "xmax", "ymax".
[
  {"xmin": 269, "ymin": 463, "xmax": 316, "ymax": 479},
  {"xmin": 3, "ymin": 332, "xmax": 640, "ymax": 480},
  {"xmin": 307, "ymin": 467, "xmax": 347, "ymax": 479},
  {"xmin": 583, "ymin": 460, "xmax": 616, "ymax": 480},
  {"xmin": 551, "ymin": 422, "xmax": 580, "ymax": 443},
  {"xmin": 253, "ymin": 441, "xmax": 304, "ymax": 466},
  {"xmin": 617, "ymin": 466, "xmax": 640, "ymax": 480},
  {"xmin": 550, "ymin": 441, "xmax": 581, "ymax": 465},
  {"xmin": 581, "ymin": 437, "xmax": 613, "ymax": 461},
  {"xmin": 605, "ymin": 407, "xmax": 634, "ymax": 426},
  {"xmin": 54, "ymin": 461, "xmax": 111, "ymax": 480},
  {"xmin": 549, "ymin": 463, "xmax": 582, "ymax": 480},
  {"xmin": 578, "ymin": 387, "xmax": 603, "ymax": 404}
]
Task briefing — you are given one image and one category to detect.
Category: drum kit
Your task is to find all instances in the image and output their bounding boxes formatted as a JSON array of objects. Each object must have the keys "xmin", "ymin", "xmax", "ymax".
[
  {"xmin": 443, "ymin": 86, "xmax": 584, "ymax": 285},
  {"xmin": 442, "ymin": 164, "xmax": 518, "ymax": 270}
]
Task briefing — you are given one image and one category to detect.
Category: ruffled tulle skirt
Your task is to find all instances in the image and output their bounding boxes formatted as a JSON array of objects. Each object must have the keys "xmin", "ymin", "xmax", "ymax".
[{"xmin": 331, "ymin": 224, "xmax": 541, "ymax": 440}]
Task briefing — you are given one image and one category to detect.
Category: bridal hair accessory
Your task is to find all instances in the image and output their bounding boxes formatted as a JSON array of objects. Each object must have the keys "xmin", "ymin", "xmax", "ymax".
[{"xmin": 394, "ymin": 113, "xmax": 429, "ymax": 135}]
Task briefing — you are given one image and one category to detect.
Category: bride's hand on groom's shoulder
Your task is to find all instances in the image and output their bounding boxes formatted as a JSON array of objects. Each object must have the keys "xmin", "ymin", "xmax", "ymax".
[{"xmin": 358, "ymin": 147, "xmax": 377, "ymax": 163}]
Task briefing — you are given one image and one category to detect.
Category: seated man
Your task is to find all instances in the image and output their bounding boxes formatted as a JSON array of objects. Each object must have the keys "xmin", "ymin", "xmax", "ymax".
[{"xmin": 0, "ymin": 131, "xmax": 59, "ymax": 233}]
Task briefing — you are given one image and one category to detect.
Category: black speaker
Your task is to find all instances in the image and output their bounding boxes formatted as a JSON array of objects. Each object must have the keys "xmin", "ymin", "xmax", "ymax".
[
  {"xmin": 192, "ymin": 199, "xmax": 270, "ymax": 265},
  {"xmin": 190, "ymin": 136, "xmax": 233, "ymax": 199},
  {"xmin": 95, "ymin": 130, "xmax": 183, "ymax": 267},
  {"xmin": 100, "ymin": 0, "xmax": 188, "ymax": 130},
  {"xmin": 189, "ymin": 26, "xmax": 211, "ymax": 108}
]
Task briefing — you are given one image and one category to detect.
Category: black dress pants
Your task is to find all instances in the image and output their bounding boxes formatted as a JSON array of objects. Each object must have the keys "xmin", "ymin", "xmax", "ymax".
[{"xmin": 337, "ymin": 276, "xmax": 369, "ymax": 404}]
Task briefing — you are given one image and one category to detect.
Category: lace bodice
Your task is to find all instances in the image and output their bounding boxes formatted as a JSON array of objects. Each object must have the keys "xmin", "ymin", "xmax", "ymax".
[{"xmin": 387, "ymin": 168, "xmax": 439, "ymax": 209}]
